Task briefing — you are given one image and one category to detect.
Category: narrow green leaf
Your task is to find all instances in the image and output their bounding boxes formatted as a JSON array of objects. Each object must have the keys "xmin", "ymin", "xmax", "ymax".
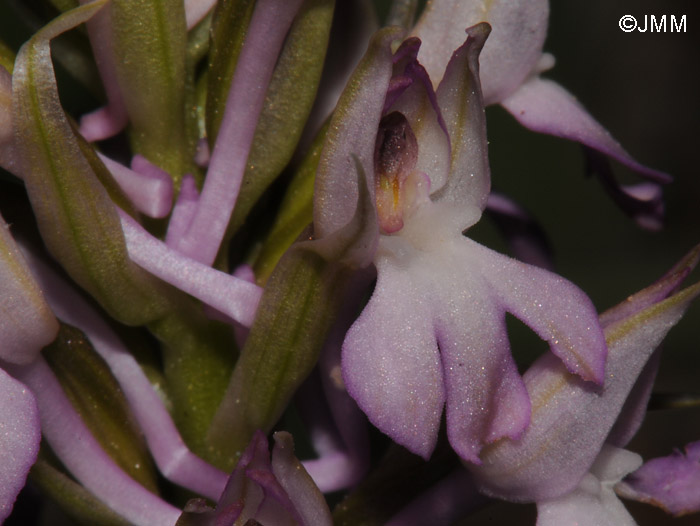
[
  {"xmin": 148, "ymin": 305, "xmax": 237, "ymax": 463},
  {"xmin": 225, "ymin": 0, "xmax": 335, "ymax": 237},
  {"xmin": 206, "ymin": 0, "xmax": 257, "ymax": 144},
  {"xmin": 13, "ymin": 0, "xmax": 173, "ymax": 326},
  {"xmin": 207, "ymin": 143, "xmax": 378, "ymax": 468},
  {"xmin": 253, "ymin": 122, "xmax": 328, "ymax": 284},
  {"xmin": 43, "ymin": 323, "xmax": 159, "ymax": 493},
  {"xmin": 110, "ymin": 0, "xmax": 190, "ymax": 181},
  {"xmin": 206, "ymin": 246, "xmax": 352, "ymax": 469}
]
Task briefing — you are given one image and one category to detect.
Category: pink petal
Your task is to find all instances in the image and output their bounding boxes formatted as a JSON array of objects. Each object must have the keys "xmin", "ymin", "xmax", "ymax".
[
  {"xmin": 9, "ymin": 359, "xmax": 181, "ymax": 526},
  {"xmin": 431, "ymin": 24, "xmax": 491, "ymax": 215},
  {"xmin": 617, "ymin": 441, "xmax": 700, "ymax": 516},
  {"xmin": 98, "ymin": 153, "xmax": 173, "ymax": 218},
  {"xmin": 501, "ymin": 76, "xmax": 670, "ymax": 183},
  {"xmin": 471, "ymin": 280, "xmax": 700, "ymax": 502},
  {"xmin": 119, "ymin": 211, "xmax": 262, "ymax": 327},
  {"xmin": 79, "ymin": 104, "xmax": 128, "ymax": 143},
  {"xmin": 342, "ymin": 250, "xmax": 445, "ymax": 460},
  {"xmin": 213, "ymin": 431, "xmax": 330, "ymax": 525},
  {"xmin": 0, "ymin": 369, "xmax": 40, "ymax": 523},
  {"xmin": 437, "ymin": 300, "xmax": 531, "ymax": 464},
  {"xmin": 606, "ymin": 350, "xmax": 660, "ymax": 449},
  {"xmin": 430, "ymin": 240, "xmax": 530, "ymax": 463},
  {"xmin": 472, "ymin": 239, "xmax": 608, "ymax": 384},
  {"xmin": 165, "ymin": 174, "xmax": 199, "ymax": 248},
  {"xmin": 24, "ymin": 252, "xmax": 228, "ymax": 500},
  {"xmin": 410, "ymin": 0, "xmax": 549, "ymax": 104},
  {"xmin": 173, "ymin": 0, "xmax": 304, "ymax": 265},
  {"xmin": 0, "ymin": 212, "xmax": 59, "ymax": 364},
  {"xmin": 78, "ymin": 0, "xmax": 128, "ymax": 142},
  {"xmin": 388, "ymin": 38, "xmax": 451, "ymax": 194}
]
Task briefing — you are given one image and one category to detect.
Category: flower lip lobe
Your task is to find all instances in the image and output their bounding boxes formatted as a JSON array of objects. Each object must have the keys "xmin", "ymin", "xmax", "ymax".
[{"xmin": 374, "ymin": 111, "xmax": 419, "ymax": 234}]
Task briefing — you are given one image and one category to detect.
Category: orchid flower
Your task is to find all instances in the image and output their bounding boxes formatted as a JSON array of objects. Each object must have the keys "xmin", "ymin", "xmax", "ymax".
[
  {"xmin": 410, "ymin": 0, "xmax": 670, "ymax": 228},
  {"xmin": 314, "ymin": 23, "xmax": 607, "ymax": 464}
]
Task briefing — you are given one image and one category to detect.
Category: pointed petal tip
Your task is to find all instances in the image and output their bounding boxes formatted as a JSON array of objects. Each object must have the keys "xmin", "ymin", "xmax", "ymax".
[
  {"xmin": 502, "ymin": 77, "xmax": 672, "ymax": 190},
  {"xmin": 465, "ymin": 21, "xmax": 492, "ymax": 47}
]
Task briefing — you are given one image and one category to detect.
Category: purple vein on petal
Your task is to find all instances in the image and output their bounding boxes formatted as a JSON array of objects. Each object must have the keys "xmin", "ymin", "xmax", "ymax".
[
  {"xmin": 119, "ymin": 211, "xmax": 262, "ymax": 328},
  {"xmin": 172, "ymin": 0, "xmax": 304, "ymax": 266},
  {"xmin": 20, "ymin": 251, "xmax": 228, "ymax": 501},
  {"xmin": 97, "ymin": 153, "xmax": 173, "ymax": 218},
  {"xmin": 8, "ymin": 358, "xmax": 182, "ymax": 526}
]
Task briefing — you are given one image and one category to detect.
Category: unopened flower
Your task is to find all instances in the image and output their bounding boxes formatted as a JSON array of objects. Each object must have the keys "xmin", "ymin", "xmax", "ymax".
[{"xmin": 177, "ymin": 431, "xmax": 332, "ymax": 526}]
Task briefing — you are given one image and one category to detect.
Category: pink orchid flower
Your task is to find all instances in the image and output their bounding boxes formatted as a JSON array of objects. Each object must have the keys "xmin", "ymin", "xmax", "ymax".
[{"xmin": 313, "ymin": 24, "xmax": 607, "ymax": 464}]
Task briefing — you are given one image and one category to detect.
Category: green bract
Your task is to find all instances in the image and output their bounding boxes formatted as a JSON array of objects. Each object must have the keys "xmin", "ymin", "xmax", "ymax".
[{"xmin": 13, "ymin": 0, "xmax": 172, "ymax": 327}]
